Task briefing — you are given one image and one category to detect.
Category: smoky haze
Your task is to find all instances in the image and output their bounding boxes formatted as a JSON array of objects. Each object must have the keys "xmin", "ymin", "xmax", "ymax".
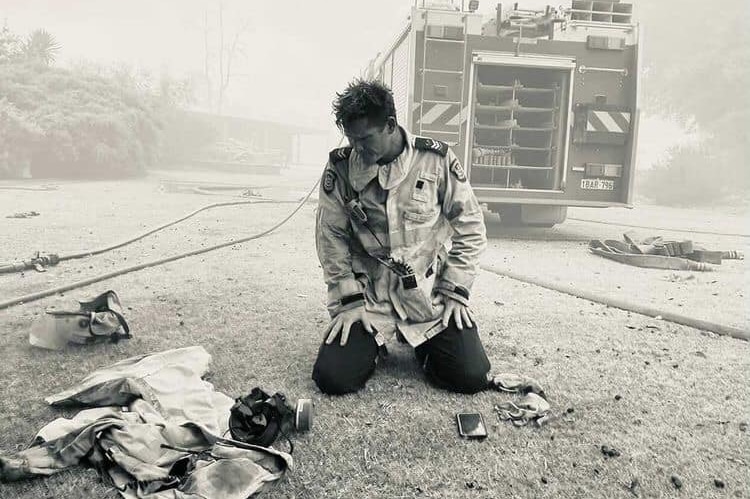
[
  {"xmin": 2, "ymin": 0, "xmax": 748, "ymax": 199},
  {"xmin": 0, "ymin": 1, "xmax": 655, "ymax": 124},
  {"xmin": 1, "ymin": 3, "xmax": 749, "ymax": 498},
  {"xmin": 4, "ymin": 0, "xmax": 418, "ymax": 129}
]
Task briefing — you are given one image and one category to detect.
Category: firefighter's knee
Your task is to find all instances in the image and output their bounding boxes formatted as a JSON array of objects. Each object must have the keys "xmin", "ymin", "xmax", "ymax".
[
  {"xmin": 454, "ymin": 365, "xmax": 492, "ymax": 394},
  {"xmin": 430, "ymin": 365, "xmax": 490, "ymax": 394},
  {"xmin": 312, "ymin": 322, "xmax": 378, "ymax": 396},
  {"xmin": 312, "ymin": 365, "xmax": 363, "ymax": 395}
]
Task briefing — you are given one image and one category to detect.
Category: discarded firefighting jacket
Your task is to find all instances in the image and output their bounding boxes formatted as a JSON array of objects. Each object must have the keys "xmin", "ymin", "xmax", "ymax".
[
  {"xmin": 316, "ymin": 127, "xmax": 487, "ymax": 346},
  {"xmin": 0, "ymin": 346, "xmax": 291, "ymax": 498}
]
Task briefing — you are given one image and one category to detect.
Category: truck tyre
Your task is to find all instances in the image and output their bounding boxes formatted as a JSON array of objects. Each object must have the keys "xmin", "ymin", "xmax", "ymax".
[
  {"xmin": 497, "ymin": 204, "xmax": 524, "ymax": 227},
  {"xmin": 488, "ymin": 204, "xmax": 566, "ymax": 227}
]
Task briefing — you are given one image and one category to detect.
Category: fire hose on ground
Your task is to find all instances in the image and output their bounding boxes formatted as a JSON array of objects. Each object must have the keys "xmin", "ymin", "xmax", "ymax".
[
  {"xmin": 480, "ymin": 265, "xmax": 749, "ymax": 342},
  {"xmin": 0, "ymin": 179, "xmax": 747, "ymax": 342},
  {"xmin": 0, "ymin": 182, "xmax": 319, "ymax": 311},
  {"xmin": 0, "ymin": 199, "xmax": 300, "ymax": 275}
]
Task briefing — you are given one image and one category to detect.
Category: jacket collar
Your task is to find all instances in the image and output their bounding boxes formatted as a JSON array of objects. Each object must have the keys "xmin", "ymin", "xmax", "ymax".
[{"xmin": 348, "ymin": 127, "xmax": 416, "ymax": 192}]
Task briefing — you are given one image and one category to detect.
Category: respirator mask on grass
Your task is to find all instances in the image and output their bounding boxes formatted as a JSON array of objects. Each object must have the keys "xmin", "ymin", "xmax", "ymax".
[{"xmin": 228, "ymin": 387, "xmax": 313, "ymax": 452}]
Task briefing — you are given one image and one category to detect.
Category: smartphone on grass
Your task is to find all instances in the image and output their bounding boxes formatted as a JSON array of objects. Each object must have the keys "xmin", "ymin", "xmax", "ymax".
[{"xmin": 456, "ymin": 412, "xmax": 488, "ymax": 440}]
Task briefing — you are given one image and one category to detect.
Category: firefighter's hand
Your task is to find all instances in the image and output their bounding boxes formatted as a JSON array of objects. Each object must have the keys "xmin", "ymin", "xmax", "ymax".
[
  {"xmin": 324, "ymin": 307, "xmax": 373, "ymax": 346},
  {"xmin": 433, "ymin": 294, "xmax": 474, "ymax": 330}
]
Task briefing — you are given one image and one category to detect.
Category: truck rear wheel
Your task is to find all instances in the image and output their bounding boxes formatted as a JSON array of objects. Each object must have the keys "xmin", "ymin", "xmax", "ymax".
[{"xmin": 495, "ymin": 204, "xmax": 523, "ymax": 227}]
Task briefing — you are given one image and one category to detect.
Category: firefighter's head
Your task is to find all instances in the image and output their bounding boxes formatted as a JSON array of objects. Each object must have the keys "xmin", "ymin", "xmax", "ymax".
[{"xmin": 333, "ymin": 79, "xmax": 401, "ymax": 165}]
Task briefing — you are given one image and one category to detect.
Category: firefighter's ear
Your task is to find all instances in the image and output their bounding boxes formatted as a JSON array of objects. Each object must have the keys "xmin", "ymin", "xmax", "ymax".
[{"xmin": 385, "ymin": 116, "xmax": 397, "ymax": 134}]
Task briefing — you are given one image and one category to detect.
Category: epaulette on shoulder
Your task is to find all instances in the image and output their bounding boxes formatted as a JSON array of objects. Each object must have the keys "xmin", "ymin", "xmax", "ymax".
[
  {"xmin": 414, "ymin": 137, "xmax": 448, "ymax": 157},
  {"xmin": 329, "ymin": 146, "xmax": 352, "ymax": 164}
]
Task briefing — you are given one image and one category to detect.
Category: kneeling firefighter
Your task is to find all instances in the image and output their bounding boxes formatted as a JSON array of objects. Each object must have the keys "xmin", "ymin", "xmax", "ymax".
[{"xmin": 313, "ymin": 79, "xmax": 491, "ymax": 395}]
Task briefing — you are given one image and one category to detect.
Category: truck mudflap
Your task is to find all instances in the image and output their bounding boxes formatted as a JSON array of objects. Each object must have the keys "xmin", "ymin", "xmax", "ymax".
[{"xmin": 489, "ymin": 203, "xmax": 567, "ymax": 227}]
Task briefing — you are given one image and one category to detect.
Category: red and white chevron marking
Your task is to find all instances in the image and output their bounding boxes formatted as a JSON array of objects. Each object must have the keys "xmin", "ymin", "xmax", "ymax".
[
  {"xmin": 586, "ymin": 110, "xmax": 631, "ymax": 133},
  {"xmin": 417, "ymin": 102, "xmax": 466, "ymax": 132}
]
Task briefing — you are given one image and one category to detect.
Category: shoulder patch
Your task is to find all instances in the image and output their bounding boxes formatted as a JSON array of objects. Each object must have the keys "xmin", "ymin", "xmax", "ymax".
[
  {"xmin": 322, "ymin": 168, "xmax": 337, "ymax": 194},
  {"xmin": 414, "ymin": 137, "xmax": 448, "ymax": 157},
  {"xmin": 329, "ymin": 146, "xmax": 352, "ymax": 164},
  {"xmin": 449, "ymin": 157, "xmax": 467, "ymax": 182}
]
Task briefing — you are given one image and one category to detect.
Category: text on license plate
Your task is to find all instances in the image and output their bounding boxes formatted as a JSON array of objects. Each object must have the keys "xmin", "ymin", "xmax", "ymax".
[{"xmin": 581, "ymin": 178, "xmax": 615, "ymax": 190}]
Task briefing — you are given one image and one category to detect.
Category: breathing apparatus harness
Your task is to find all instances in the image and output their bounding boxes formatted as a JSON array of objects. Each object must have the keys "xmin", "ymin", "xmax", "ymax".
[{"xmin": 227, "ymin": 387, "xmax": 313, "ymax": 453}]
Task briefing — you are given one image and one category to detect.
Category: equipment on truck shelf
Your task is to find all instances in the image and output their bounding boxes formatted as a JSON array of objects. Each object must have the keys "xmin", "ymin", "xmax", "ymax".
[{"xmin": 366, "ymin": 0, "xmax": 640, "ymax": 226}]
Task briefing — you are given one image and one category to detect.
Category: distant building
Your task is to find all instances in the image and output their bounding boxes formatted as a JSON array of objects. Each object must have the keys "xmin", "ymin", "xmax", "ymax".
[{"xmin": 162, "ymin": 110, "xmax": 330, "ymax": 171}]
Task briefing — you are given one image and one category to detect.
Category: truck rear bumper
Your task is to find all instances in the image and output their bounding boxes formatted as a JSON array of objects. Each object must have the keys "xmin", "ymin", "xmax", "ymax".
[{"xmin": 476, "ymin": 191, "xmax": 633, "ymax": 209}]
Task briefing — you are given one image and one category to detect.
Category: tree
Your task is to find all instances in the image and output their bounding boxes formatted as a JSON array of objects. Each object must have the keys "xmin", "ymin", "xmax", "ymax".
[
  {"xmin": 202, "ymin": 2, "xmax": 252, "ymax": 114},
  {"xmin": 0, "ymin": 23, "xmax": 24, "ymax": 63},
  {"xmin": 23, "ymin": 29, "xmax": 61, "ymax": 66},
  {"xmin": 637, "ymin": 0, "xmax": 749, "ymax": 203}
]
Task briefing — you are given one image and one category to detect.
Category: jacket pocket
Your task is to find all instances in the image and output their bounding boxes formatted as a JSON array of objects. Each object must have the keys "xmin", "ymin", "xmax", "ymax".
[
  {"xmin": 395, "ymin": 263, "xmax": 442, "ymax": 323},
  {"xmin": 403, "ymin": 209, "xmax": 439, "ymax": 246},
  {"xmin": 403, "ymin": 209, "xmax": 437, "ymax": 223},
  {"xmin": 411, "ymin": 171, "xmax": 438, "ymax": 203}
]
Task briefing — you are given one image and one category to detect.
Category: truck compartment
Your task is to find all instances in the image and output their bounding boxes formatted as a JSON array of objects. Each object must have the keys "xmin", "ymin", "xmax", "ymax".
[{"xmin": 469, "ymin": 64, "xmax": 570, "ymax": 190}]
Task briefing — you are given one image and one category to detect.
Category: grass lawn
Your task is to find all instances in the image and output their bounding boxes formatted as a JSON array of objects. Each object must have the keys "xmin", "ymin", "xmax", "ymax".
[{"xmin": 1, "ymin": 176, "xmax": 748, "ymax": 498}]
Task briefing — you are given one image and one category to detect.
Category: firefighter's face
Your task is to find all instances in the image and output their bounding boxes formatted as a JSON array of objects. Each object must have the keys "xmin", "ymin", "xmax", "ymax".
[{"xmin": 344, "ymin": 117, "xmax": 397, "ymax": 164}]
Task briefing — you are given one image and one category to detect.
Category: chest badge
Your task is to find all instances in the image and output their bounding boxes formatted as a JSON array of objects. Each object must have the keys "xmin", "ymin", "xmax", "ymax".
[
  {"xmin": 450, "ymin": 158, "xmax": 467, "ymax": 182},
  {"xmin": 322, "ymin": 169, "xmax": 337, "ymax": 193}
]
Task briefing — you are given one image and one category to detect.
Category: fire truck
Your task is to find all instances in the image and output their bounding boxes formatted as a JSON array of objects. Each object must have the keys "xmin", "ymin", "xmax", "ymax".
[{"xmin": 365, "ymin": 0, "xmax": 640, "ymax": 226}]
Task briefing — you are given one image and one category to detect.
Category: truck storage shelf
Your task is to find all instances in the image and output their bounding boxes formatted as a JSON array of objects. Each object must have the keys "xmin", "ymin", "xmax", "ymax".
[
  {"xmin": 476, "ymin": 83, "xmax": 556, "ymax": 95},
  {"xmin": 475, "ymin": 104, "xmax": 555, "ymax": 113},
  {"xmin": 516, "ymin": 126, "xmax": 556, "ymax": 132},
  {"xmin": 474, "ymin": 124, "xmax": 555, "ymax": 132},
  {"xmin": 472, "ymin": 164, "xmax": 554, "ymax": 170},
  {"xmin": 474, "ymin": 144, "xmax": 557, "ymax": 152},
  {"xmin": 514, "ymin": 145, "xmax": 556, "ymax": 151}
]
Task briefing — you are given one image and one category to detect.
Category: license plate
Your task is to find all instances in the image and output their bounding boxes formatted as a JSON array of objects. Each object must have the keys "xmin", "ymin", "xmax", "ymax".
[{"xmin": 581, "ymin": 178, "xmax": 615, "ymax": 190}]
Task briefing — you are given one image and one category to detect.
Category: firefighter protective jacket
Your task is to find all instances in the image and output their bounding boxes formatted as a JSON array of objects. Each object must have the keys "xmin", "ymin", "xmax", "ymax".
[
  {"xmin": 316, "ymin": 128, "xmax": 487, "ymax": 346},
  {"xmin": 0, "ymin": 346, "xmax": 291, "ymax": 498}
]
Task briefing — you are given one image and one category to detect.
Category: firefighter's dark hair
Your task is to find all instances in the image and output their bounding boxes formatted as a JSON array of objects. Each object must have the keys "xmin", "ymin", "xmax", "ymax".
[{"xmin": 333, "ymin": 79, "xmax": 397, "ymax": 130}]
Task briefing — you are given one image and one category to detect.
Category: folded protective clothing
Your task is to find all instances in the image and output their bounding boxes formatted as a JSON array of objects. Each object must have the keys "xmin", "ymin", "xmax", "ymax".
[
  {"xmin": 490, "ymin": 372, "xmax": 545, "ymax": 397},
  {"xmin": 490, "ymin": 373, "xmax": 551, "ymax": 427},
  {"xmin": 495, "ymin": 393, "xmax": 551, "ymax": 427},
  {"xmin": 0, "ymin": 346, "xmax": 291, "ymax": 498}
]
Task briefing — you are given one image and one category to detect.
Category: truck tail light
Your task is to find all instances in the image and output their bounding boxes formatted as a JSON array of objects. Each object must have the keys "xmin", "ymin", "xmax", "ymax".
[
  {"xmin": 587, "ymin": 35, "xmax": 625, "ymax": 50},
  {"xmin": 585, "ymin": 163, "xmax": 622, "ymax": 178}
]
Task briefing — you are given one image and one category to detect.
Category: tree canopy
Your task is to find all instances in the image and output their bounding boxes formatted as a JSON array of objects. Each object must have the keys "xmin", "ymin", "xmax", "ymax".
[
  {"xmin": 0, "ymin": 25, "xmax": 185, "ymax": 179},
  {"xmin": 637, "ymin": 0, "xmax": 749, "ymax": 204}
]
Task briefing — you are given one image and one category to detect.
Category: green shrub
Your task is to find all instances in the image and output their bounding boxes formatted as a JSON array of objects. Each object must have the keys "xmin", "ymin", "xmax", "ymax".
[
  {"xmin": 0, "ymin": 98, "xmax": 43, "ymax": 177},
  {"xmin": 0, "ymin": 62, "xmax": 166, "ymax": 178}
]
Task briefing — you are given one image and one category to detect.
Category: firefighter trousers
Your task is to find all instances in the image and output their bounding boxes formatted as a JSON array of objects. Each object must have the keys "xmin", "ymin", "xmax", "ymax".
[{"xmin": 312, "ymin": 319, "xmax": 491, "ymax": 395}]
